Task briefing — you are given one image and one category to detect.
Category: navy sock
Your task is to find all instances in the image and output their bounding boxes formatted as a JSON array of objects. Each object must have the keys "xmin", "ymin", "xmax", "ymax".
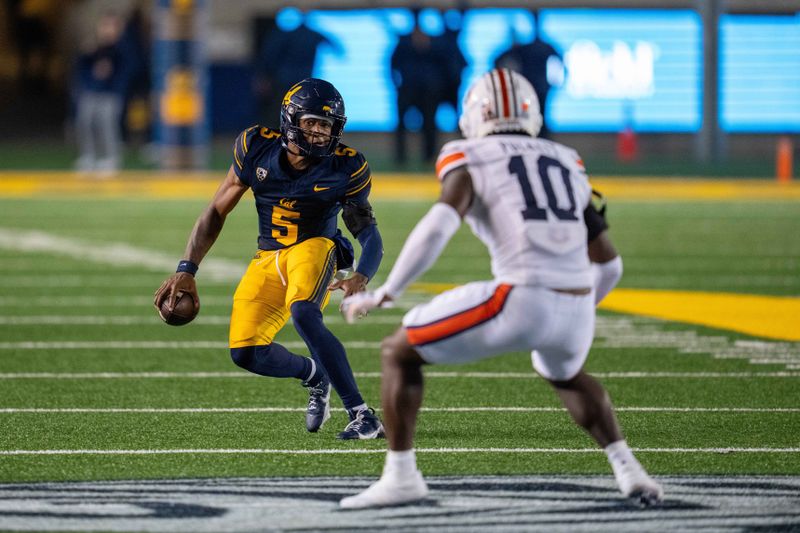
[
  {"xmin": 290, "ymin": 300, "xmax": 364, "ymax": 409},
  {"xmin": 230, "ymin": 343, "xmax": 316, "ymax": 382}
]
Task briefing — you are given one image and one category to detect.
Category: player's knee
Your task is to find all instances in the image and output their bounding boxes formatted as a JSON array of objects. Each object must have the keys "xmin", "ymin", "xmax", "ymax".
[
  {"xmin": 230, "ymin": 346, "xmax": 255, "ymax": 369},
  {"xmin": 548, "ymin": 371, "xmax": 583, "ymax": 389},
  {"xmin": 380, "ymin": 337, "xmax": 399, "ymax": 367},
  {"xmin": 533, "ymin": 350, "xmax": 585, "ymax": 383},
  {"xmin": 381, "ymin": 328, "xmax": 420, "ymax": 368},
  {"xmin": 289, "ymin": 300, "xmax": 322, "ymax": 330}
]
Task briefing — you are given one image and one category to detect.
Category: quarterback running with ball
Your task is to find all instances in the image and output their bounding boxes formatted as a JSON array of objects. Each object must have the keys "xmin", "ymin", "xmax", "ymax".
[
  {"xmin": 155, "ymin": 78, "xmax": 384, "ymax": 440},
  {"xmin": 339, "ymin": 68, "xmax": 663, "ymax": 508}
]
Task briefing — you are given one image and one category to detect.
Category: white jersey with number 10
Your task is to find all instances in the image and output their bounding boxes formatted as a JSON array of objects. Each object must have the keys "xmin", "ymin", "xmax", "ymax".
[{"xmin": 435, "ymin": 134, "xmax": 593, "ymax": 289}]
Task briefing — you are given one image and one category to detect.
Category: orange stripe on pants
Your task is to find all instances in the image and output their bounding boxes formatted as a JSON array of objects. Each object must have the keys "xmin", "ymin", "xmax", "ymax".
[{"xmin": 406, "ymin": 284, "xmax": 513, "ymax": 346}]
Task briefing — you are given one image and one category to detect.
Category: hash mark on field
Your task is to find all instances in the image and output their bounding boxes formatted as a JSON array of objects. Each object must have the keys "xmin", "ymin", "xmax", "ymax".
[
  {"xmin": 594, "ymin": 316, "xmax": 800, "ymax": 369},
  {"xmin": 1, "ymin": 447, "xmax": 799, "ymax": 456},
  {"xmin": 1, "ymin": 407, "xmax": 798, "ymax": 413}
]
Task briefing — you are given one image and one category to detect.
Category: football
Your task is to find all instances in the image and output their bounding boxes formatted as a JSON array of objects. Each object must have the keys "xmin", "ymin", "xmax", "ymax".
[{"xmin": 158, "ymin": 292, "xmax": 198, "ymax": 326}]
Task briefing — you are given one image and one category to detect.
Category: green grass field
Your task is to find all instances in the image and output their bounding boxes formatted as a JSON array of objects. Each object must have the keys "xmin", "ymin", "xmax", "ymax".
[{"xmin": 0, "ymin": 188, "xmax": 799, "ymax": 484}]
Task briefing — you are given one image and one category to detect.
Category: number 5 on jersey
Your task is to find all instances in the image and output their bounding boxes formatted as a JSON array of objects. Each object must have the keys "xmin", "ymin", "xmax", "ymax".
[{"xmin": 272, "ymin": 206, "xmax": 299, "ymax": 246}]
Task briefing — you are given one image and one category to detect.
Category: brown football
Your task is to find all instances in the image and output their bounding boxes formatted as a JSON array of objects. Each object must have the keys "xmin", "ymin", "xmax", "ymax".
[{"xmin": 158, "ymin": 292, "xmax": 198, "ymax": 326}]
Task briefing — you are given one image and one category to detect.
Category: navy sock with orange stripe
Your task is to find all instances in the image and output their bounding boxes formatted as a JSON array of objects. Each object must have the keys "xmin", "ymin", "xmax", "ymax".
[{"xmin": 291, "ymin": 300, "xmax": 365, "ymax": 410}]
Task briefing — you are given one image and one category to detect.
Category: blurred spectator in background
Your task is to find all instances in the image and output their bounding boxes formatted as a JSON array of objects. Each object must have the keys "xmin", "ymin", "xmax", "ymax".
[
  {"xmin": 495, "ymin": 11, "xmax": 562, "ymax": 139},
  {"xmin": 5, "ymin": 0, "xmax": 58, "ymax": 92},
  {"xmin": 254, "ymin": 8, "xmax": 340, "ymax": 126},
  {"xmin": 433, "ymin": 8, "xmax": 467, "ymax": 119},
  {"xmin": 119, "ymin": 1, "xmax": 152, "ymax": 152},
  {"xmin": 391, "ymin": 12, "xmax": 450, "ymax": 166},
  {"xmin": 73, "ymin": 12, "xmax": 132, "ymax": 175}
]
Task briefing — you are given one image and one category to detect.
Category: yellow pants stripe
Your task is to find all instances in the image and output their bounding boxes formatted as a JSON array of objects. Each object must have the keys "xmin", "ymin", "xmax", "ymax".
[{"xmin": 309, "ymin": 245, "xmax": 337, "ymax": 307}]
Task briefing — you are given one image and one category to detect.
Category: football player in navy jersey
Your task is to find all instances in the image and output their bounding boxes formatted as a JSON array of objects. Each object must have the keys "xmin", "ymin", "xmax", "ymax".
[{"xmin": 154, "ymin": 78, "xmax": 385, "ymax": 439}]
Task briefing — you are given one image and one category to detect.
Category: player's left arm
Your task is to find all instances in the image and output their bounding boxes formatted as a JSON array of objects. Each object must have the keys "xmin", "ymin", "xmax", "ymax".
[
  {"xmin": 329, "ymin": 154, "xmax": 384, "ymax": 297},
  {"xmin": 340, "ymin": 167, "xmax": 473, "ymax": 322},
  {"xmin": 329, "ymin": 198, "xmax": 383, "ymax": 297},
  {"xmin": 340, "ymin": 167, "xmax": 472, "ymax": 322},
  {"xmin": 585, "ymin": 189, "xmax": 622, "ymax": 304},
  {"xmin": 381, "ymin": 166, "xmax": 473, "ymax": 303}
]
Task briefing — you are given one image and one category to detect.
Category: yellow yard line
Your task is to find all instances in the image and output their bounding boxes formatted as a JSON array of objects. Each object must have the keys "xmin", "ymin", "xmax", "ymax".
[
  {"xmin": 0, "ymin": 172, "xmax": 799, "ymax": 200},
  {"xmin": 375, "ymin": 176, "xmax": 800, "ymax": 201},
  {"xmin": 0, "ymin": 172, "xmax": 221, "ymax": 199},
  {"xmin": 600, "ymin": 289, "xmax": 800, "ymax": 342},
  {"xmin": 412, "ymin": 283, "xmax": 800, "ymax": 342},
  {"xmin": 591, "ymin": 178, "xmax": 800, "ymax": 200}
]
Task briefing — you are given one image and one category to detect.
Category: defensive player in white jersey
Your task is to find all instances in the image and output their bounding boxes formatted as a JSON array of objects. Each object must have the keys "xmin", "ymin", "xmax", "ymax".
[{"xmin": 338, "ymin": 68, "xmax": 663, "ymax": 509}]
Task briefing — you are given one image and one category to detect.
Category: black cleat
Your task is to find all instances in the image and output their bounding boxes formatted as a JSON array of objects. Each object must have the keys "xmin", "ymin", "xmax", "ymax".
[
  {"xmin": 336, "ymin": 407, "xmax": 385, "ymax": 440},
  {"xmin": 303, "ymin": 374, "xmax": 331, "ymax": 432}
]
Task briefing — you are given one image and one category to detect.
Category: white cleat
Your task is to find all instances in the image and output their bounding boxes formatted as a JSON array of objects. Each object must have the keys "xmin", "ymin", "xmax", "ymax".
[
  {"xmin": 340, "ymin": 470, "xmax": 429, "ymax": 509},
  {"xmin": 614, "ymin": 463, "xmax": 664, "ymax": 508}
]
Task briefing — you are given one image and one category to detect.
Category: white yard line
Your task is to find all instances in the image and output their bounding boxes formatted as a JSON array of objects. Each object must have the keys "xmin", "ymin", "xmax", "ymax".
[
  {"xmin": 0, "ymin": 315, "xmax": 402, "ymax": 325},
  {"xmin": 1, "ymin": 447, "xmax": 798, "ymax": 456},
  {"xmin": 0, "ymin": 341, "xmax": 381, "ymax": 349},
  {"xmin": 0, "ymin": 407, "xmax": 797, "ymax": 414},
  {"xmin": 2, "ymin": 314, "xmax": 799, "ymax": 372},
  {"xmin": 0, "ymin": 296, "xmax": 236, "ymax": 306},
  {"xmin": 0, "ymin": 371, "xmax": 798, "ymax": 379},
  {"xmin": 0, "ymin": 276, "xmax": 233, "ymax": 288},
  {"xmin": 0, "ymin": 228, "xmax": 245, "ymax": 282}
]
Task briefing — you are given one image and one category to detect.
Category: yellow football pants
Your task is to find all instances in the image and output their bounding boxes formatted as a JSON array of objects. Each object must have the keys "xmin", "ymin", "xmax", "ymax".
[{"xmin": 229, "ymin": 237, "xmax": 336, "ymax": 348}]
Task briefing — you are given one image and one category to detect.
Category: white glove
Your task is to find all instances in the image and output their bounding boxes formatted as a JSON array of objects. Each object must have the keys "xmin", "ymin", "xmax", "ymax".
[{"xmin": 340, "ymin": 287, "xmax": 392, "ymax": 324}]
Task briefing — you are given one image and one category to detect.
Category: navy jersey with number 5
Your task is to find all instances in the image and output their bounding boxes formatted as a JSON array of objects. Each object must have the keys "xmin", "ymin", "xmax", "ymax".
[{"xmin": 232, "ymin": 125, "xmax": 372, "ymax": 251}]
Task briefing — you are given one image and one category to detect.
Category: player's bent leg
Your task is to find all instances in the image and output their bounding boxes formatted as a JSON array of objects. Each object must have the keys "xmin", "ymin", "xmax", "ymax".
[
  {"xmin": 290, "ymin": 300, "xmax": 365, "ymax": 410},
  {"xmin": 230, "ymin": 344, "xmax": 330, "ymax": 432},
  {"xmin": 545, "ymin": 368, "xmax": 663, "ymax": 506},
  {"xmin": 340, "ymin": 327, "xmax": 429, "ymax": 509},
  {"xmin": 283, "ymin": 238, "xmax": 376, "ymax": 426},
  {"xmin": 380, "ymin": 327, "xmax": 426, "ymax": 451},
  {"xmin": 546, "ymin": 370, "xmax": 623, "ymax": 448},
  {"xmin": 290, "ymin": 300, "xmax": 384, "ymax": 438},
  {"xmin": 230, "ymin": 344, "xmax": 314, "ymax": 380},
  {"xmin": 229, "ymin": 248, "xmax": 337, "ymax": 431}
]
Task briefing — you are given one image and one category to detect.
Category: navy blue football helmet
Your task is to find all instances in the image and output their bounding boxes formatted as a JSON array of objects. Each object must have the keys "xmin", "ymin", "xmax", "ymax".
[{"xmin": 280, "ymin": 78, "xmax": 346, "ymax": 157}]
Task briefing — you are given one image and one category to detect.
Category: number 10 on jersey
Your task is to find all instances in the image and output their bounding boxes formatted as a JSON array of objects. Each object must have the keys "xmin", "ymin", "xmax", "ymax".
[{"xmin": 509, "ymin": 155, "xmax": 578, "ymax": 222}]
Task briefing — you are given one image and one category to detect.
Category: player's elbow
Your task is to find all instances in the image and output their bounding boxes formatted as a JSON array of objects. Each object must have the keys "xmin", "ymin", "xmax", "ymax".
[
  {"xmin": 598, "ymin": 255, "xmax": 623, "ymax": 284},
  {"xmin": 593, "ymin": 255, "xmax": 623, "ymax": 305},
  {"xmin": 355, "ymin": 225, "xmax": 384, "ymax": 280}
]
